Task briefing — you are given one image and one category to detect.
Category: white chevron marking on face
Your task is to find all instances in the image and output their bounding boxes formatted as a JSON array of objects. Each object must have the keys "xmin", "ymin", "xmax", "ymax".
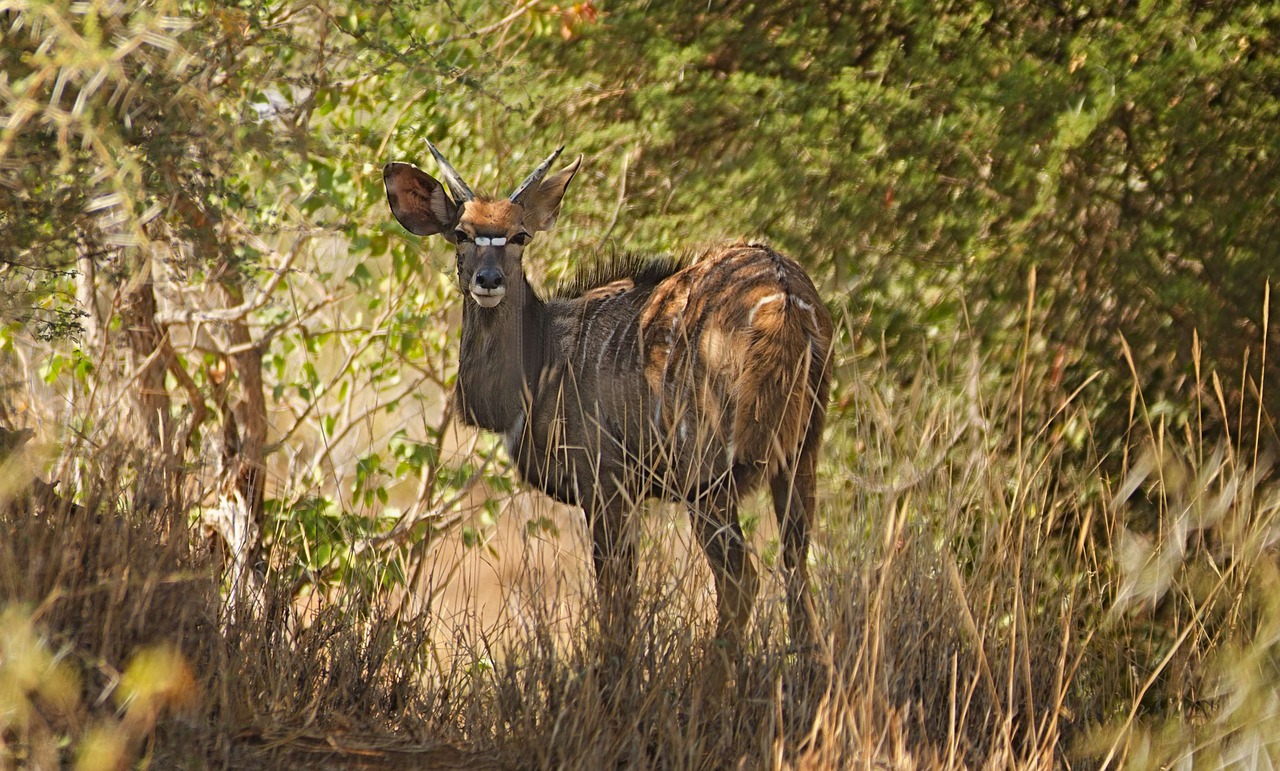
[{"xmin": 473, "ymin": 236, "xmax": 507, "ymax": 246}]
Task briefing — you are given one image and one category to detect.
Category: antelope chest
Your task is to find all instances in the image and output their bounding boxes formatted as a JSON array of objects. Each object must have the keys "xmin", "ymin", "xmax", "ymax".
[
  {"xmin": 502, "ymin": 367, "xmax": 591, "ymax": 507},
  {"xmin": 505, "ymin": 356, "xmax": 661, "ymax": 508}
]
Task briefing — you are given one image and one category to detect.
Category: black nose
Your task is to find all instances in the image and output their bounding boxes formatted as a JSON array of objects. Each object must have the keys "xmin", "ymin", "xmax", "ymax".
[{"xmin": 474, "ymin": 267, "xmax": 504, "ymax": 290}]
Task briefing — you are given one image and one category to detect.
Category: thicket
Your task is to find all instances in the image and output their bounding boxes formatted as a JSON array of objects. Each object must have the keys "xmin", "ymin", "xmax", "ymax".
[{"xmin": 2, "ymin": 0, "xmax": 1278, "ymax": 767}]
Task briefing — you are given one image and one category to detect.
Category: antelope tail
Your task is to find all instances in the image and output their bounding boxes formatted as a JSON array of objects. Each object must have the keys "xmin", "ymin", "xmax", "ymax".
[{"xmin": 733, "ymin": 294, "xmax": 828, "ymax": 474}]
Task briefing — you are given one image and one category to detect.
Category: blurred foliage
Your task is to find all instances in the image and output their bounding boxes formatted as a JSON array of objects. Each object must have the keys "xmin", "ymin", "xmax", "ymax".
[
  {"xmin": 0, "ymin": 602, "xmax": 196, "ymax": 769},
  {"xmin": 504, "ymin": 0, "xmax": 1280, "ymax": 444},
  {"xmin": 1085, "ymin": 442, "xmax": 1280, "ymax": 768}
]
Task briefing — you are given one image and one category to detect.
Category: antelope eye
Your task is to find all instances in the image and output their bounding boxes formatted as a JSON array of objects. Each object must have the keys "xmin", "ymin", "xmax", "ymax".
[
  {"xmin": 510, "ymin": 232, "xmax": 532, "ymax": 246},
  {"xmin": 453, "ymin": 230, "xmax": 471, "ymax": 243}
]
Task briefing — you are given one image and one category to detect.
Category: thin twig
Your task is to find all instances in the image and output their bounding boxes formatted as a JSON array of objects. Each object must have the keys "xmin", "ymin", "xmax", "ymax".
[
  {"xmin": 432, "ymin": 0, "xmax": 540, "ymax": 48},
  {"xmin": 601, "ymin": 146, "xmax": 633, "ymax": 241},
  {"xmin": 358, "ymin": 450, "xmax": 489, "ymax": 553},
  {"xmin": 155, "ymin": 234, "xmax": 305, "ymax": 325}
]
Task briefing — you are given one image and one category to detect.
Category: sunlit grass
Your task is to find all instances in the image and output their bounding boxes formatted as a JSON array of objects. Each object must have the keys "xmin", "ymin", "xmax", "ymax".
[{"xmin": 3, "ymin": 320, "xmax": 1279, "ymax": 767}]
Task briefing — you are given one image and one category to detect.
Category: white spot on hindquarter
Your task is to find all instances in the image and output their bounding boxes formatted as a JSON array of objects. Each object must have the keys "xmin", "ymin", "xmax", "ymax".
[
  {"xmin": 596, "ymin": 312, "xmax": 622, "ymax": 373},
  {"xmin": 748, "ymin": 292, "xmax": 786, "ymax": 324}
]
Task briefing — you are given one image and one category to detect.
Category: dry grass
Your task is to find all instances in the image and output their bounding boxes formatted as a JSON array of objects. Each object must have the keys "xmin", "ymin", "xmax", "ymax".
[{"xmin": 2, "ymin": 333, "xmax": 1278, "ymax": 769}]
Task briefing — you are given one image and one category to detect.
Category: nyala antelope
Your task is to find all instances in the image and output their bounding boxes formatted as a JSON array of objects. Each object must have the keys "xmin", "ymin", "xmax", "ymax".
[{"xmin": 384, "ymin": 144, "xmax": 832, "ymax": 653}]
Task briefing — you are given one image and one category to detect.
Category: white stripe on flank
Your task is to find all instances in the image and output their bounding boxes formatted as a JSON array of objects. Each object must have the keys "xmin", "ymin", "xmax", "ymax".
[
  {"xmin": 790, "ymin": 296, "xmax": 820, "ymax": 330},
  {"xmin": 748, "ymin": 292, "xmax": 786, "ymax": 324},
  {"xmin": 597, "ymin": 314, "xmax": 622, "ymax": 373}
]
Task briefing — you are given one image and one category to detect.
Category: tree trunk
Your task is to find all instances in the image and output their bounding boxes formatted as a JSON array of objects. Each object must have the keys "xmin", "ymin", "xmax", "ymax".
[{"xmin": 120, "ymin": 254, "xmax": 172, "ymax": 454}]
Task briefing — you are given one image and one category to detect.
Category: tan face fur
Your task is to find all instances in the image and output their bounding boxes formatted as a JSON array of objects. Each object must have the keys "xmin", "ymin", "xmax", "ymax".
[{"xmin": 451, "ymin": 199, "xmax": 533, "ymax": 308}]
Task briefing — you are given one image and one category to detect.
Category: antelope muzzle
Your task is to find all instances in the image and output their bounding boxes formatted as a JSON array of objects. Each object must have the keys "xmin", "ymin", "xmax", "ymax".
[{"xmin": 468, "ymin": 250, "xmax": 506, "ymax": 308}]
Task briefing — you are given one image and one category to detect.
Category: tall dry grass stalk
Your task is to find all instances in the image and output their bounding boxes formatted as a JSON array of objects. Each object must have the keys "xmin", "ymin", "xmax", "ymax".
[{"xmin": 3, "ymin": 304, "xmax": 1278, "ymax": 767}]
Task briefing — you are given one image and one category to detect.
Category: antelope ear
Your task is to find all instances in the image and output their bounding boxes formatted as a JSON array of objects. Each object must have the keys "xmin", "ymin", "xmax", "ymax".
[
  {"xmin": 384, "ymin": 162, "xmax": 458, "ymax": 237},
  {"xmin": 521, "ymin": 156, "xmax": 581, "ymax": 233}
]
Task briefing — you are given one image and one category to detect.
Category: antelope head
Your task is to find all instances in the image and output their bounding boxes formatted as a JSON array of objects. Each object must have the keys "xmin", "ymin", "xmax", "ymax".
[{"xmin": 384, "ymin": 143, "xmax": 582, "ymax": 308}]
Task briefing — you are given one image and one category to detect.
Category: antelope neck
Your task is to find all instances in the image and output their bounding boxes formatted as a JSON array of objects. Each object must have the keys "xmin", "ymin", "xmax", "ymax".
[{"xmin": 456, "ymin": 276, "xmax": 550, "ymax": 433}]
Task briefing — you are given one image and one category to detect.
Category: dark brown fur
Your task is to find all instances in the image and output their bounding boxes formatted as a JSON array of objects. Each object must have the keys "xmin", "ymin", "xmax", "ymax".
[{"xmin": 385, "ymin": 156, "xmax": 832, "ymax": 653}]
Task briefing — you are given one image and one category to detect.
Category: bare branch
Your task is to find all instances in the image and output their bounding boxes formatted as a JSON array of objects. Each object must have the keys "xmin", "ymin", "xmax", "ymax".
[
  {"xmin": 432, "ymin": 0, "xmax": 541, "ymax": 48},
  {"xmin": 155, "ymin": 234, "xmax": 305, "ymax": 325},
  {"xmin": 162, "ymin": 333, "xmax": 208, "ymax": 455}
]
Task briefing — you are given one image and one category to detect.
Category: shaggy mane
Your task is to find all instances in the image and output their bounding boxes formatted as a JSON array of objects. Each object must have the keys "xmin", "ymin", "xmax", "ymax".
[{"xmin": 549, "ymin": 252, "xmax": 687, "ymax": 300}]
